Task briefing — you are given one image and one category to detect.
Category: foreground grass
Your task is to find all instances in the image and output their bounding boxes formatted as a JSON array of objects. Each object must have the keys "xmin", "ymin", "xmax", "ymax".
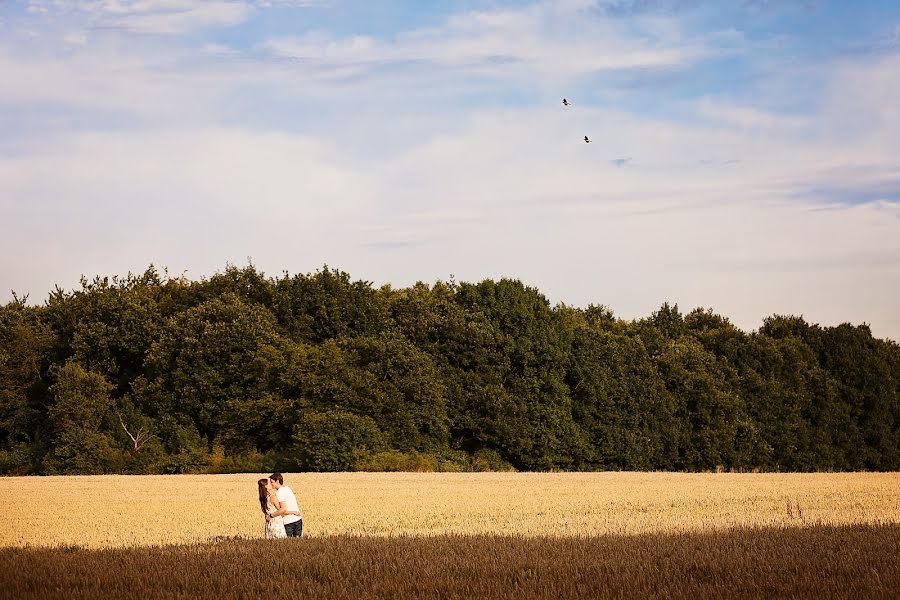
[
  {"xmin": 2, "ymin": 472, "xmax": 898, "ymax": 548},
  {"xmin": 1, "ymin": 525, "xmax": 897, "ymax": 599}
]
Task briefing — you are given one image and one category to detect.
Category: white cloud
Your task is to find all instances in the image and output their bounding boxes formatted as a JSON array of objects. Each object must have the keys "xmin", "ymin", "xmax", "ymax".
[
  {"xmin": 263, "ymin": 2, "xmax": 731, "ymax": 82},
  {"xmin": 200, "ymin": 42, "xmax": 239, "ymax": 56},
  {"xmin": 6, "ymin": 99, "xmax": 898, "ymax": 337},
  {"xmin": 26, "ymin": 0, "xmax": 254, "ymax": 35},
  {"xmin": 820, "ymin": 52, "xmax": 900, "ymax": 148},
  {"xmin": 696, "ymin": 97, "xmax": 810, "ymax": 130},
  {"xmin": 1, "ymin": 128, "xmax": 367, "ymax": 220},
  {"xmin": 2, "ymin": 1, "xmax": 900, "ymax": 341},
  {"xmin": 63, "ymin": 30, "xmax": 89, "ymax": 45},
  {"xmin": 0, "ymin": 127, "xmax": 372, "ymax": 297},
  {"xmin": 255, "ymin": 0, "xmax": 331, "ymax": 6},
  {"xmin": 104, "ymin": 3, "xmax": 251, "ymax": 35},
  {"xmin": 0, "ymin": 45, "xmax": 219, "ymax": 120}
]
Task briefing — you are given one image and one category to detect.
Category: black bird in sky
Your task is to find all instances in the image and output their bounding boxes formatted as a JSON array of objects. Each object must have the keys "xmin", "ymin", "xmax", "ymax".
[
  {"xmin": 584, "ymin": 135, "xmax": 591, "ymax": 143},
  {"xmin": 562, "ymin": 98, "xmax": 570, "ymax": 106}
]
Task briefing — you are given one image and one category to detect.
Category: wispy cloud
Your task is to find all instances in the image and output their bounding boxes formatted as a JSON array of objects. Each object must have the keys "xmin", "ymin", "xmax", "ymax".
[
  {"xmin": 592, "ymin": 0, "xmax": 703, "ymax": 18},
  {"xmin": 2, "ymin": 0, "xmax": 900, "ymax": 340},
  {"xmin": 786, "ymin": 164, "xmax": 900, "ymax": 206},
  {"xmin": 26, "ymin": 1, "xmax": 255, "ymax": 34},
  {"xmin": 740, "ymin": 0, "xmax": 820, "ymax": 14},
  {"xmin": 22, "ymin": 0, "xmax": 329, "ymax": 35},
  {"xmin": 696, "ymin": 97, "xmax": 810, "ymax": 130},
  {"xmin": 365, "ymin": 240, "xmax": 431, "ymax": 250},
  {"xmin": 262, "ymin": 2, "xmax": 733, "ymax": 82}
]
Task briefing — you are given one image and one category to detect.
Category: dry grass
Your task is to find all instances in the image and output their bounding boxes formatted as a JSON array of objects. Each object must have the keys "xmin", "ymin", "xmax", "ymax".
[
  {"xmin": 1, "ymin": 472, "xmax": 898, "ymax": 549},
  {"xmin": 1, "ymin": 525, "xmax": 898, "ymax": 599}
]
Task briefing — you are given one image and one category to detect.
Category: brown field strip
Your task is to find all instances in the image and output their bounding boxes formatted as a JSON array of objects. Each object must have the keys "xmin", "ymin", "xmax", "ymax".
[{"xmin": 1, "ymin": 525, "xmax": 898, "ymax": 599}]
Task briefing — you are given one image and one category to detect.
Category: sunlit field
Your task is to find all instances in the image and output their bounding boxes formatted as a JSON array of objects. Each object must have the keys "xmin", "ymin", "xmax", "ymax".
[{"xmin": 1, "ymin": 472, "xmax": 898, "ymax": 549}]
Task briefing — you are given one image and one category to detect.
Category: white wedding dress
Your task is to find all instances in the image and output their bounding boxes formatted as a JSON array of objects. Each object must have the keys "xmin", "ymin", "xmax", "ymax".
[{"xmin": 265, "ymin": 499, "xmax": 287, "ymax": 539}]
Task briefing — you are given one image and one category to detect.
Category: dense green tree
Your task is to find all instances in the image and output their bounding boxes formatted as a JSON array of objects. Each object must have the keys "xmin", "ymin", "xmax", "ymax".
[
  {"xmin": 0, "ymin": 265, "xmax": 896, "ymax": 474},
  {"xmin": 816, "ymin": 324, "xmax": 898, "ymax": 469},
  {"xmin": 44, "ymin": 363, "xmax": 124, "ymax": 474},
  {"xmin": 138, "ymin": 293, "xmax": 286, "ymax": 448},
  {"xmin": 447, "ymin": 279, "xmax": 590, "ymax": 470},
  {"xmin": 0, "ymin": 297, "xmax": 54, "ymax": 473},
  {"xmin": 651, "ymin": 302, "xmax": 687, "ymax": 340},
  {"xmin": 657, "ymin": 337, "xmax": 765, "ymax": 470},
  {"xmin": 272, "ymin": 266, "xmax": 388, "ymax": 342},
  {"xmin": 199, "ymin": 263, "xmax": 275, "ymax": 308},
  {"xmin": 565, "ymin": 315, "xmax": 677, "ymax": 470},
  {"xmin": 735, "ymin": 334, "xmax": 809, "ymax": 470},
  {"xmin": 684, "ymin": 308, "xmax": 746, "ymax": 362},
  {"xmin": 337, "ymin": 333, "xmax": 449, "ymax": 451},
  {"xmin": 288, "ymin": 409, "xmax": 384, "ymax": 471},
  {"xmin": 268, "ymin": 332, "xmax": 449, "ymax": 453}
]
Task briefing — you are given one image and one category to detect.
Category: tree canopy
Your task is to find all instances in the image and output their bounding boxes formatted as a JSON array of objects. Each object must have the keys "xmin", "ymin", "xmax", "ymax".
[{"xmin": 1, "ymin": 265, "xmax": 897, "ymax": 474}]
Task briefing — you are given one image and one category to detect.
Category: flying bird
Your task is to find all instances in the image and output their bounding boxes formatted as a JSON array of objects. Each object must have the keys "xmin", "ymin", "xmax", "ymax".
[
  {"xmin": 562, "ymin": 98, "xmax": 570, "ymax": 106},
  {"xmin": 584, "ymin": 136, "xmax": 591, "ymax": 143}
]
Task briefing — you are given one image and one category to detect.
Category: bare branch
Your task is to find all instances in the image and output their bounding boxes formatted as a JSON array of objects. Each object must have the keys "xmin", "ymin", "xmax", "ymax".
[{"xmin": 118, "ymin": 413, "xmax": 153, "ymax": 454}]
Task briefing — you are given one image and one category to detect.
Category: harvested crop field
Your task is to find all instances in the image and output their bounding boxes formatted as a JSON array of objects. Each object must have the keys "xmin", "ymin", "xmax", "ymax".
[
  {"xmin": 1, "ymin": 472, "xmax": 898, "ymax": 548},
  {"xmin": 2, "ymin": 473, "xmax": 897, "ymax": 598}
]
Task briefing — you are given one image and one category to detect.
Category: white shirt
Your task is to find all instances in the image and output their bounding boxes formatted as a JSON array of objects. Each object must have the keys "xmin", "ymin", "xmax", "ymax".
[{"xmin": 275, "ymin": 486, "xmax": 301, "ymax": 524}]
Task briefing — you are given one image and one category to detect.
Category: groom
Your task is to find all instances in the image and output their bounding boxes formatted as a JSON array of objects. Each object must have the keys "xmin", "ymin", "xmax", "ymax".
[{"xmin": 269, "ymin": 473, "xmax": 303, "ymax": 537}]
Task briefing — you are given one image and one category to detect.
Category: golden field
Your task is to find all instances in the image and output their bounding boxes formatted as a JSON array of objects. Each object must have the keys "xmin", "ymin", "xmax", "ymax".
[
  {"xmin": 2, "ymin": 526, "xmax": 899, "ymax": 599},
  {"xmin": 1, "ymin": 472, "xmax": 898, "ymax": 548}
]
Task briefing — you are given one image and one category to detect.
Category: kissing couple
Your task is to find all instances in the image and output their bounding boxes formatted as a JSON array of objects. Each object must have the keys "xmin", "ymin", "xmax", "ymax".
[{"xmin": 257, "ymin": 472, "xmax": 303, "ymax": 539}]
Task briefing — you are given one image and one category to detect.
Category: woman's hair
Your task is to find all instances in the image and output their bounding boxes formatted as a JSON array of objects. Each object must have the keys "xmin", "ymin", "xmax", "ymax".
[{"xmin": 257, "ymin": 478, "xmax": 270, "ymax": 515}]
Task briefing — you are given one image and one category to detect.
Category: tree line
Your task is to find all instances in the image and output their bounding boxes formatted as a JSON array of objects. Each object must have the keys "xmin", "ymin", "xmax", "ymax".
[{"xmin": 1, "ymin": 265, "xmax": 897, "ymax": 474}]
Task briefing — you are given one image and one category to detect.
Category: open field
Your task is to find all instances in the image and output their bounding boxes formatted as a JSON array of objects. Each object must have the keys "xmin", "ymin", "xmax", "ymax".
[
  {"xmin": 2, "ymin": 526, "xmax": 898, "ymax": 599},
  {"xmin": 1, "ymin": 472, "xmax": 898, "ymax": 548}
]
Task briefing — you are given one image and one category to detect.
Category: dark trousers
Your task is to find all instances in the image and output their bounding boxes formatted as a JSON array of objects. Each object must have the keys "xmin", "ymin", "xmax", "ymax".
[{"xmin": 285, "ymin": 519, "xmax": 303, "ymax": 538}]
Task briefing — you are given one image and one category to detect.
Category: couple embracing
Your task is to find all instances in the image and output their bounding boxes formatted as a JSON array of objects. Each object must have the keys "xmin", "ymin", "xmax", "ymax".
[{"xmin": 257, "ymin": 472, "xmax": 302, "ymax": 539}]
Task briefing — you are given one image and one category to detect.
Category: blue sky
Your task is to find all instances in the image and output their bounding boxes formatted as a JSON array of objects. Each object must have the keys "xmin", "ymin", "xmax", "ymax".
[{"xmin": 1, "ymin": 0, "xmax": 899, "ymax": 340}]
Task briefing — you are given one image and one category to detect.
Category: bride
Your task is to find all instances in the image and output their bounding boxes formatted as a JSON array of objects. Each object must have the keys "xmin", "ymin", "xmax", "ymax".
[{"xmin": 257, "ymin": 478, "xmax": 300, "ymax": 539}]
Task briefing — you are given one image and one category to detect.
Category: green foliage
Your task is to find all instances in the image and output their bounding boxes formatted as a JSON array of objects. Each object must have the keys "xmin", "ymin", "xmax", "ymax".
[
  {"xmin": 48, "ymin": 362, "xmax": 115, "ymax": 433},
  {"xmin": 471, "ymin": 448, "xmax": 516, "ymax": 472},
  {"xmin": 152, "ymin": 415, "xmax": 210, "ymax": 474},
  {"xmin": 206, "ymin": 449, "xmax": 270, "ymax": 474},
  {"xmin": 44, "ymin": 429, "xmax": 126, "ymax": 475},
  {"xmin": 566, "ymin": 324, "xmax": 676, "ymax": 470},
  {"xmin": 139, "ymin": 293, "xmax": 285, "ymax": 443},
  {"xmin": 356, "ymin": 450, "xmax": 438, "ymax": 472},
  {"xmin": 0, "ymin": 298, "xmax": 54, "ymax": 470},
  {"xmin": 657, "ymin": 337, "xmax": 766, "ymax": 470},
  {"xmin": 444, "ymin": 279, "xmax": 591, "ymax": 470},
  {"xmin": 1, "ymin": 264, "xmax": 898, "ymax": 474},
  {"xmin": 289, "ymin": 409, "xmax": 385, "ymax": 472},
  {"xmin": 43, "ymin": 363, "xmax": 125, "ymax": 474},
  {"xmin": 0, "ymin": 442, "xmax": 44, "ymax": 475},
  {"xmin": 272, "ymin": 266, "xmax": 387, "ymax": 342},
  {"xmin": 337, "ymin": 333, "xmax": 450, "ymax": 451},
  {"xmin": 354, "ymin": 449, "xmax": 515, "ymax": 472}
]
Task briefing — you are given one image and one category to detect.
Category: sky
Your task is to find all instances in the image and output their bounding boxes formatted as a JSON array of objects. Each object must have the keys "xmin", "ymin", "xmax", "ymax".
[{"xmin": 1, "ymin": 0, "xmax": 899, "ymax": 341}]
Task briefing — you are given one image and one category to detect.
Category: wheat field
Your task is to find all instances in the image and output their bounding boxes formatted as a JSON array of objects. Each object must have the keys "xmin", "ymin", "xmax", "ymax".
[
  {"xmin": 1, "ymin": 472, "xmax": 898, "ymax": 548},
  {"xmin": 3, "ymin": 526, "xmax": 899, "ymax": 600}
]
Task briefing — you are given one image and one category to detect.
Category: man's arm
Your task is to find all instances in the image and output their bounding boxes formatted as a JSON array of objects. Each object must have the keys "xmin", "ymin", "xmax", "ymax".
[
  {"xmin": 268, "ymin": 491, "xmax": 299, "ymax": 517},
  {"xmin": 269, "ymin": 506, "xmax": 301, "ymax": 517}
]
